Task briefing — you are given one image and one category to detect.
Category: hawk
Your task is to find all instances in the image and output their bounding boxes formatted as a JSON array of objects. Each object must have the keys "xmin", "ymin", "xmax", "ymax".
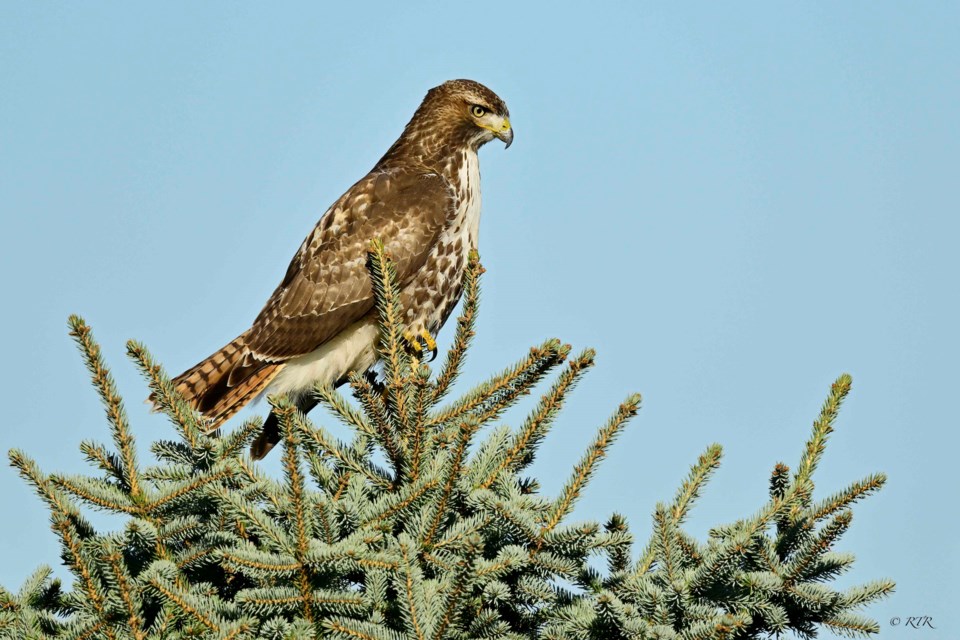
[{"xmin": 165, "ymin": 79, "xmax": 512, "ymax": 459}]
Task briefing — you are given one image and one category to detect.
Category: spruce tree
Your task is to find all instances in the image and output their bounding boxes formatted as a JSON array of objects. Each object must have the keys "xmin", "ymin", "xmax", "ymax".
[{"xmin": 2, "ymin": 246, "xmax": 892, "ymax": 639}]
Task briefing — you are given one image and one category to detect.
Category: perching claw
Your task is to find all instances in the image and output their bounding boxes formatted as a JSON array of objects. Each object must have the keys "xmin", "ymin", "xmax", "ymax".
[{"xmin": 403, "ymin": 328, "xmax": 438, "ymax": 363}]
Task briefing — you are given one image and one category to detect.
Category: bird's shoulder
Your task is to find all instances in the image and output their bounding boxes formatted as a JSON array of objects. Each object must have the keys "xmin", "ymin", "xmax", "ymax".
[
  {"xmin": 283, "ymin": 165, "xmax": 456, "ymax": 287},
  {"xmin": 244, "ymin": 165, "xmax": 457, "ymax": 360}
]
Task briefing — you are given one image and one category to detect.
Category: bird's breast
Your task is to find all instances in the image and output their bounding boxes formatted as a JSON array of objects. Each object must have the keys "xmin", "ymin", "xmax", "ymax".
[{"xmin": 398, "ymin": 150, "xmax": 482, "ymax": 334}]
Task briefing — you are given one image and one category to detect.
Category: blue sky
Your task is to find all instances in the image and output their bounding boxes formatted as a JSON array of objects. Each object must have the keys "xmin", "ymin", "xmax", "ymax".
[{"xmin": 2, "ymin": 2, "xmax": 957, "ymax": 634}]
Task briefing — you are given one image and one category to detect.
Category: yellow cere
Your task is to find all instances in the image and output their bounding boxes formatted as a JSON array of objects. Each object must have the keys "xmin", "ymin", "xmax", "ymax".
[{"xmin": 481, "ymin": 117, "xmax": 511, "ymax": 134}]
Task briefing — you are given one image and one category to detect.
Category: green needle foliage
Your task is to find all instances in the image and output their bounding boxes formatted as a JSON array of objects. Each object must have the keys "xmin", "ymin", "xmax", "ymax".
[{"xmin": 3, "ymin": 246, "xmax": 892, "ymax": 639}]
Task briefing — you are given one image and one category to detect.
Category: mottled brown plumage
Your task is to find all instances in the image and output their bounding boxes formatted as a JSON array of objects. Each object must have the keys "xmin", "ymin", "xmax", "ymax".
[{"xmin": 163, "ymin": 79, "xmax": 512, "ymax": 458}]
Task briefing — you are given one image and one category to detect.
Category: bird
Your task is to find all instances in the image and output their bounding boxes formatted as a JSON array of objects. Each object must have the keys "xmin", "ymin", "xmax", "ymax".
[{"xmin": 162, "ymin": 79, "xmax": 512, "ymax": 459}]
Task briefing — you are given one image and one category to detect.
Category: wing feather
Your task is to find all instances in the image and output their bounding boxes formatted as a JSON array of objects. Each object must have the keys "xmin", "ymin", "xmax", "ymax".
[{"xmin": 245, "ymin": 167, "xmax": 456, "ymax": 360}]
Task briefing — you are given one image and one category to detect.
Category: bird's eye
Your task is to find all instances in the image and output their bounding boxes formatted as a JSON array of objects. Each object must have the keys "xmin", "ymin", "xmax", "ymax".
[{"xmin": 471, "ymin": 105, "xmax": 486, "ymax": 118}]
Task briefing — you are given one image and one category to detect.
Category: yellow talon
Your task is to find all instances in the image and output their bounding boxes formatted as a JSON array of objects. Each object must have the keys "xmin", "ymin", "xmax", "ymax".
[
  {"xmin": 419, "ymin": 329, "xmax": 437, "ymax": 353},
  {"xmin": 402, "ymin": 330, "xmax": 422, "ymax": 354},
  {"xmin": 402, "ymin": 328, "xmax": 438, "ymax": 362}
]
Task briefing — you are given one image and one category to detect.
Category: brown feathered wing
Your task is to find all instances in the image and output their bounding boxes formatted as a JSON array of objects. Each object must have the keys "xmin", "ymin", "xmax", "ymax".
[{"xmin": 164, "ymin": 167, "xmax": 457, "ymax": 429}]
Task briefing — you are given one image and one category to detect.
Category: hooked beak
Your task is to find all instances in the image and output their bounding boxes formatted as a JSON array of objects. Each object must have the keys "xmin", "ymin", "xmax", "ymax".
[{"xmin": 495, "ymin": 118, "xmax": 513, "ymax": 148}]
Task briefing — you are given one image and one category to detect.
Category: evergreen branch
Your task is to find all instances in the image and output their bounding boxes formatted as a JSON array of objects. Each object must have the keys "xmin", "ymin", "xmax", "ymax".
[
  {"xmin": 232, "ymin": 456, "xmax": 284, "ymax": 513},
  {"xmin": 314, "ymin": 384, "xmax": 377, "ymax": 438},
  {"xmin": 51, "ymin": 475, "xmax": 140, "ymax": 515},
  {"xmin": 218, "ymin": 621, "xmax": 256, "ymax": 640},
  {"xmin": 219, "ymin": 546, "xmax": 301, "ymax": 576},
  {"xmin": 216, "ymin": 418, "xmax": 263, "ymax": 460},
  {"xmin": 432, "ymin": 536, "xmax": 481, "ymax": 640},
  {"xmin": 236, "ymin": 587, "xmax": 364, "ymax": 615},
  {"xmin": 538, "ymin": 394, "xmax": 641, "ymax": 542},
  {"xmin": 429, "ymin": 339, "xmax": 569, "ymax": 428},
  {"xmin": 604, "ymin": 514, "xmax": 632, "ymax": 575},
  {"xmin": 823, "ymin": 612, "xmax": 881, "ymax": 638},
  {"xmin": 793, "ymin": 374, "xmax": 852, "ymax": 496},
  {"xmin": 836, "ymin": 580, "xmax": 896, "ymax": 609},
  {"xmin": 406, "ymin": 364, "xmax": 433, "ymax": 482},
  {"xmin": 394, "ymin": 534, "xmax": 434, "ymax": 640},
  {"xmin": 429, "ymin": 250, "xmax": 483, "ymax": 405},
  {"xmin": 295, "ymin": 410, "xmax": 394, "ymax": 491},
  {"xmin": 635, "ymin": 444, "xmax": 722, "ymax": 574},
  {"xmin": 148, "ymin": 440, "xmax": 194, "ymax": 467},
  {"xmin": 333, "ymin": 472, "xmax": 352, "ymax": 502},
  {"xmin": 350, "ymin": 372, "xmax": 407, "ymax": 477},
  {"xmin": 690, "ymin": 489, "xmax": 804, "ymax": 595},
  {"xmin": 234, "ymin": 587, "xmax": 305, "ymax": 613},
  {"xmin": 100, "ymin": 542, "xmax": 144, "ymax": 639},
  {"xmin": 471, "ymin": 491, "xmax": 540, "ymax": 545},
  {"xmin": 68, "ymin": 316, "xmax": 142, "ymax": 500},
  {"xmin": 670, "ymin": 443, "xmax": 722, "ymax": 524},
  {"xmin": 362, "ymin": 477, "xmax": 438, "ymax": 529},
  {"xmin": 475, "ymin": 546, "xmax": 529, "ymax": 580},
  {"xmin": 784, "ymin": 511, "xmax": 853, "ymax": 585},
  {"xmin": 276, "ymin": 401, "xmax": 316, "ymax": 623},
  {"xmin": 312, "ymin": 493, "xmax": 337, "ymax": 545},
  {"xmin": 528, "ymin": 551, "xmax": 579, "ymax": 578},
  {"xmin": 367, "ymin": 240, "xmax": 413, "ymax": 435},
  {"xmin": 9, "ymin": 450, "xmax": 86, "ymax": 525},
  {"xmin": 433, "ymin": 514, "xmax": 492, "ymax": 551},
  {"xmin": 126, "ymin": 340, "xmax": 205, "ymax": 450},
  {"xmin": 62, "ymin": 618, "xmax": 112, "ymax": 640},
  {"xmin": 423, "ymin": 417, "xmax": 480, "ymax": 547},
  {"xmin": 78, "ymin": 441, "xmax": 126, "ymax": 490},
  {"xmin": 12, "ymin": 302, "xmax": 891, "ymax": 637},
  {"xmin": 310, "ymin": 590, "xmax": 366, "ymax": 614},
  {"xmin": 143, "ymin": 463, "xmax": 236, "ymax": 516},
  {"xmin": 143, "ymin": 561, "xmax": 220, "ymax": 633},
  {"xmin": 769, "ymin": 462, "xmax": 791, "ymax": 501},
  {"xmin": 479, "ymin": 349, "xmax": 595, "ymax": 489},
  {"xmin": 175, "ymin": 545, "xmax": 219, "ymax": 571},
  {"xmin": 323, "ymin": 617, "xmax": 403, "ymax": 640},
  {"xmin": 541, "ymin": 522, "xmax": 600, "ymax": 556},
  {"xmin": 305, "ymin": 539, "xmax": 399, "ymax": 572},
  {"xmin": 651, "ymin": 504, "xmax": 683, "ymax": 587},
  {"xmin": 50, "ymin": 514, "xmax": 116, "ymax": 640},
  {"xmin": 809, "ymin": 473, "xmax": 887, "ymax": 522},
  {"xmin": 421, "ymin": 550, "xmax": 455, "ymax": 573},
  {"xmin": 210, "ymin": 485, "xmax": 295, "ymax": 554}
]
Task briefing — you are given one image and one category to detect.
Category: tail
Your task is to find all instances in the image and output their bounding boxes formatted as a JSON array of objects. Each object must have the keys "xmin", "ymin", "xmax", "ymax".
[{"xmin": 157, "ymin": 333, "xmax": 283, "ymax": 431}]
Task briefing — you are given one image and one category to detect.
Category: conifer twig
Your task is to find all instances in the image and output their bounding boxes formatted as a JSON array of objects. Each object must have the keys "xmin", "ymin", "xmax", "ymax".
[
  {"xmin": 294, "ymin": 407, "xmax": 394, "ymax": 491},
  {"xmin": 314, "ymin": 384, "xmax": 377, "ymax": 439},
  {"xmin": 127, "ymin": 340, "xmax": 205, "ymax": 451},
  {"xmin": 367, "ymin": 241, "xmax": 413, "ymax": 435},
  {"xmin": 793, "ymin": 374, "xmax": 852, "ymax": 496},
  {"xmin": 433, "ymin": 535, "xmax": 481, "ymax": 640},
  {"xmin": 423, "ymin": 417, "xmax": 481, "ymax": 547},
  {"xmin": 429, "ymin": 250, "xmax": 483, "ymax": 404},
  {"xmin": 349, "ymin": 372, "xmax": 407, "ymax": 477},
  {"xmin": 406, "ymin": 363, "xmax": 433, "ymax": 482},
  {"xmin": 635, "ymin": 444, "xmax": 723, "ymax": 574},
  {"xmin": 809, "ymin": 473, "xmax": 887, "ymax": 522},
  {"xmin": 69, "ymin": 316, "xmax": 143, "ymax": 500},
  {"xmin": 430, "ymin": 339, "xmax": 570, "ymax": 428},
  {"xmin": 276, "ymin": 401, "xmax": 316, "ymax": 623},
  {"xmin": 538, "ymin": 394, "xmax": 641, "ymax": 544},
  {"xmin": 479, "ymin": 349, "xmax": 595, "ymax": 489}
]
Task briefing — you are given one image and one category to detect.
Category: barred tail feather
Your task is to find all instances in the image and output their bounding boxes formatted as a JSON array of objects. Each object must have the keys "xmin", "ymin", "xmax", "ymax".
[{"xmin": 164, "ymin": 334, "xmax": 283, "ymax": 431}]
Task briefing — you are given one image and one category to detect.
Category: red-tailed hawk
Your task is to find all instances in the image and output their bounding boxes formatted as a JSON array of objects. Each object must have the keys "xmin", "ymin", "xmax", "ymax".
[{"xmin": 165, "ymin": 79, "xmax": 512, "ymax": 459}]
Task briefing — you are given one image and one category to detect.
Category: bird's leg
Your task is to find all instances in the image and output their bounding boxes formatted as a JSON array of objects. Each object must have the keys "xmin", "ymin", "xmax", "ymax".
[
  {"xmin": 250, "ymin": 394, "xmax": 319, "ymax": 460},
  {"xmin": 402, "ymin": 328, "xmax": 438, "ymax": 363},
  {"xmin": 419, "ymin": 330, "xmax": 438, "ymax": 361}
]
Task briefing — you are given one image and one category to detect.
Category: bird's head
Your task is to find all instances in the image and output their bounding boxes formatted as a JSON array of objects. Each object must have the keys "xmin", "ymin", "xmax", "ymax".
[
  {"xmin": 428, "ymin": 79, "xmax": 513, "ymax": 149},
  {"xmin": 390, "ymin": 80, "xmax": 513, "ymax": 162}
]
